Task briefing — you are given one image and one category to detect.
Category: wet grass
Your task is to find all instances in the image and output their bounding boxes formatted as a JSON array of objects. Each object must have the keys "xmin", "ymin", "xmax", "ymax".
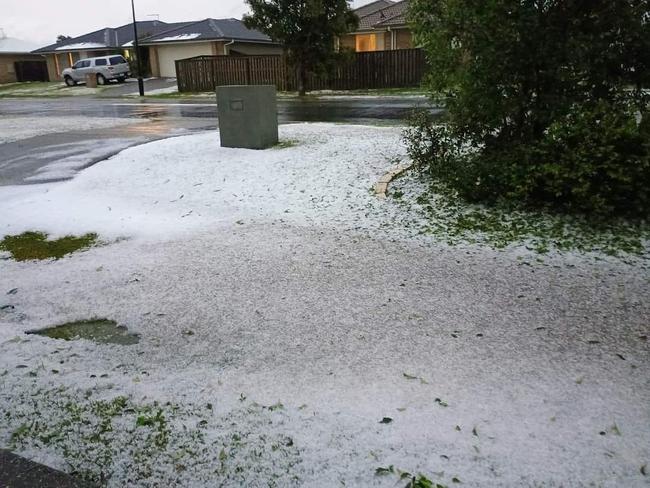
[
  {"xmin": 272, "ymin": 139, "xmax": 299, "ymax": 149},
  {"xmin": 0, "ymin": 231, "xmax": 98, "ymax": 261},
  {"xmin": 0, "ymin": 82, "xmax": 108, "ymax": 98},
  {"xmin": 27, "ymin": 319, "xmax": 140, "ymax": 345},
  {"xmin": 145, "ymin": 86, "xmax": 427, "ymax": 100},
  {"xmin": 4, "ymin": 387, "xmax": 302, "ymax": 486},
  {"xmin": 390, "ymin": 176, "xmax": 650, "ymax": 259}
]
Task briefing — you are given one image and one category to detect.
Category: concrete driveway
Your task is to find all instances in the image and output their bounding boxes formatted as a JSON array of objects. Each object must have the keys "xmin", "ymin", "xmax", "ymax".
[{"xmin": 97, "ymin": 77, "xmax": 178, "ymax": 97}]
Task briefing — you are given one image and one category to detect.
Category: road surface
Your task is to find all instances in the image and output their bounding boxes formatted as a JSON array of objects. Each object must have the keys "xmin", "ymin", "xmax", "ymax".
[{"xmin": 0, "ymin": 96, "xmax": 437, "ymax": 186}]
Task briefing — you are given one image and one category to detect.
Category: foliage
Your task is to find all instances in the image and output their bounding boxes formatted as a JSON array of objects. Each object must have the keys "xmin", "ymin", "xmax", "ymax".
[
  {"xmin": 3, "ymin": 387, "xmax": 302, "ymax": 485},
  {"xmin": 389, "ymin": 172, "xmax": 650, "ymax": 258},
  {"xmin": 243, "ymin": 0, "xmax": 358, "ymax": 95},
  {"xmin": 0, "ymin": 231, "xmax": 98, "ymax": 261},
  {"xmin": 406, "ymin": 0, "xmax": 650, "ymax": 219}
]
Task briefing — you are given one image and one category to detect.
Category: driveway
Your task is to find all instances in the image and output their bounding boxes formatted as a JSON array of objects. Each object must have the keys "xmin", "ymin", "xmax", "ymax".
[{"xmin": 97, "ymin": 77, "xmax": 179, "ymax": 97}]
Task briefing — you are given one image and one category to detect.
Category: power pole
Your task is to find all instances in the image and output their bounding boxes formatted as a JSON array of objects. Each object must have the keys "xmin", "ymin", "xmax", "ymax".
[{"xmin": 131, "ymin": 0, "xmax": 145, "ymax": 96}]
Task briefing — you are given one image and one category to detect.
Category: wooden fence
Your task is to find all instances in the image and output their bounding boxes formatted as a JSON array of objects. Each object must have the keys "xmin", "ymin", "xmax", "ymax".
[{"xmin": 175, "ymin": 48, "xmax": 427, "ymax": 93}]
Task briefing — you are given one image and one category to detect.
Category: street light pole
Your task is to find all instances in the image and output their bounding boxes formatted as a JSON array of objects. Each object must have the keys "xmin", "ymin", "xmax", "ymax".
[{"xmin": 131, "ymin": 0, "xmax": 145, "ymax": 96}]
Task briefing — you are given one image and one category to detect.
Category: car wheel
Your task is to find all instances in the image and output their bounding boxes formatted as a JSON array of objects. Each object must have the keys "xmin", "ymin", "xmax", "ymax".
[
  {"xmin": 96, "ymin": 74, "xmax": 107, "ymax": 86},
  {"xmin": 64, "ymin": 76, "xmax": 76, "ymax": 87}
]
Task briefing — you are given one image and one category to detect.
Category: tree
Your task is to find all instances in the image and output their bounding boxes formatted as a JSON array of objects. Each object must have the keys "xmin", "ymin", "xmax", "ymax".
[
  {"xmin": 243, "ymin": 0, "xmax": 358, "ymax": 96},
  {"xmin": 56, "ymin": 35, "xmax": 72, "ymax": 43},
  {"xmin": 405, "ymin": 0, "xmax": 650, "ymax": 217}
]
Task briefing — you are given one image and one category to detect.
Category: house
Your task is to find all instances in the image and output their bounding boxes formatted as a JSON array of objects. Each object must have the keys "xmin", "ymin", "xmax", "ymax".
[
  {"xmin": 32, "ymin": 21, "xmax": 189, "ymax": 81},
  {"xmin": 340, "ymin": 0, "xmax": 414, "ymax": 52},
  {"xmin": 138, "ymin": 18, "xmax": 283, "ymax": 78},
  {"xmin": 32, "ymin": 18, "xmax": 281, "ymax": 81},
  {"xmin": 0, "ymin": 29, "xmax": 46, "ymax": 83}
]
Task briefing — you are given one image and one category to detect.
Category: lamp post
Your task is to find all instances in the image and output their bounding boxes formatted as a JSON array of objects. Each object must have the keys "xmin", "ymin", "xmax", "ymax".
[{"xmin": 131, "ymin": 0, "xmax": 145, "ymax": 96}]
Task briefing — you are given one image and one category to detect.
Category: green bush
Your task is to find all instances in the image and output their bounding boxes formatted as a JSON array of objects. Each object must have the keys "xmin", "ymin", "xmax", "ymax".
[
  {"xmin": 405, "ymin": 102, "xmax": 650, "ymax": 217},
  {"xmin": 406, "ymin": 0, "xmax": 650, "ymax": 219}
]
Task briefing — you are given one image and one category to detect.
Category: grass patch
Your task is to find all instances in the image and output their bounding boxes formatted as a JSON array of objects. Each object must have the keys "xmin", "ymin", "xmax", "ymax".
[
  {"xmin": 0, "ymin": 231, "xmax": 98, "ymax": 261},
  {"xmin": 145, "ymin": 87, "xmax": 427, "ymax": 100},
  {"xmin": 27, "ymin": 319, "xmax": 140, "ymax": 345},
  {"xmin": 0, "ymin": 82, "xmax": 108, "ymax": 98},
  {"xmin": 375, "ymin": 465, "xmax": 445, "ymax": 487},
  {"xmin": 3, "ymin": 387, "xmax": 301, "ymax": 486},
  {"xmin": 391, "ymin": 176, "xmax": 650, "ymax": 258},
  {"xmin": 302, "ymin": 87, "xmax": 427, "ymax": 97},
  {"xmin": 272, "ymin": 139, "xmax": 299, "ymax": 149}
]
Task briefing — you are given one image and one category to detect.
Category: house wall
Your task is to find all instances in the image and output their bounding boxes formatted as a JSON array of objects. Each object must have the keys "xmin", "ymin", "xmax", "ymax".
[
  {"xmin": 155, "ymin": 42, "xmax": 214, "ymax": 78},
  {"xmin": 384, "ymin": 32, "xmax": 393, "ymax": 50},
  {"xmin": 45, "ymin": 55, "xmax": 59, "ymax": 81},
  {"xmin": 395, "ymin": 29, "xmax": 413, "ymax": 49},
  {"xmin": 149, "ymin": 47, "xmax": 160, "ymax": 78},
  {"xmin": 339, "ymin": 29, "xmax": 412, "ymax": 52},
  {"xmin": 0, "ymin": 54, "xmax": 47, "ymax": 84},
  {"xmin": 149, "ymin": 42, "xmax": 284, "ymax": 77},
  {"xmin": 339, "ymin": 34, "xmax": 356, "ymax": 51},
  {"xmin": 227, "ymin": 43, "xmax": 283, "ymax": 56}
]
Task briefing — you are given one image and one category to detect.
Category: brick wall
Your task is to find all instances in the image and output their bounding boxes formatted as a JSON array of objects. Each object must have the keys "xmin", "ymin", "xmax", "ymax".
[
  {"xmin": 0, "ymin": 54, "xmax": 47, "ymax": 83},
  {"xmin": 395, "ymin": 29, "xmax": 413, "ymax": 49}
]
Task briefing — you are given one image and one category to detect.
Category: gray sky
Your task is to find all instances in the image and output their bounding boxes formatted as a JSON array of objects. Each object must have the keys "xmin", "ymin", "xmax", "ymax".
[{"xmin": 3, "ymin": 0, "xmax": 372, "ymax": 47}]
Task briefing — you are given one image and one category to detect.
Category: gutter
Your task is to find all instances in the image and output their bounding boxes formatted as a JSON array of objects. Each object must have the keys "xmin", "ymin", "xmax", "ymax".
[{"xmin": 223, "ymin": 39, "xmax": 235, "ymax": 55}]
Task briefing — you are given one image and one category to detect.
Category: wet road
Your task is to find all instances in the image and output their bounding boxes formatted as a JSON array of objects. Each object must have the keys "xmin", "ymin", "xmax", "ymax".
[{"xmin": 0, "ymin": 96, "xmax": 439, "ymax": 185}]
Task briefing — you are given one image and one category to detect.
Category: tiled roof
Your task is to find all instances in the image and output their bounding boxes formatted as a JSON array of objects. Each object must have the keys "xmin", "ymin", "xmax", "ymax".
[
  {"xmin": 139, "ymin": 18, "xmax": 274, "ymax": 45},
  {"xmin": 0, "ymin": 37, "xmax": 40, "ymax": 54},
  {"xmin": 357, "ymin": 0, "xmax": 409, "ymax": 31},
  {"xmin": 32, "ymin": 21, "xmax": 187, "ymax": 53},
  {"xmin": 354, "ymin": 0, "xmax": 394, "ymax": 19},
  {"xmin": 373, "ymin": 9, "xmax": 408, "ymax": 27}
]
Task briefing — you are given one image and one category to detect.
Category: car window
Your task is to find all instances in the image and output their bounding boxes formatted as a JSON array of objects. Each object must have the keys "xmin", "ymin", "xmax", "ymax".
[
  {"xmin": 95, "ymin": 58, "xmax": 108, "ymax": 66},
  {"xmin": 73, "ymin": 61, "xmax": 84, "ymax": 69},
  {"xmin": 81, "ymin": 60, "xmax": 91, "ymax": 68},
  {"xmin": 109, "ymin": 56, "xmax": 127, "ymax": 65}
]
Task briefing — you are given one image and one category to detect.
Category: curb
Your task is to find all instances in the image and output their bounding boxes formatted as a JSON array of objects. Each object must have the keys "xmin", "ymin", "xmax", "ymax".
[{"xmin": 374, "ymin": 162, "xmax": 413, "ymax": 199}]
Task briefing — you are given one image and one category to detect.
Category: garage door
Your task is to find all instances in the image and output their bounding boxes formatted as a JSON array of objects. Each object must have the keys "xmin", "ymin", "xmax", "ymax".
[{"xmin": 157, "ymin": 43, "xmax": 213, "ymax": 78}]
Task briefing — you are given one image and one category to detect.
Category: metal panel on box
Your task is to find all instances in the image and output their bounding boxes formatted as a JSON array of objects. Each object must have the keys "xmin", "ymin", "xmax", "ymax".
[{"xmin": 216, "ymin": 85, "xmax": 278, "ymax": 149}]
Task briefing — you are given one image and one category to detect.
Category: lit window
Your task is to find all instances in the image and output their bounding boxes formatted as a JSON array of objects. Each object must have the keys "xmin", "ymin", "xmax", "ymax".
[{"xmin": 356, "ymin": 34, "xmax": 377, "ymax": 52}]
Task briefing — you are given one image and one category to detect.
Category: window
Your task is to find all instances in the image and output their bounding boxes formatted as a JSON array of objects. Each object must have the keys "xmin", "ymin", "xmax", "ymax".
[
  {"xmin": 356, "ymin": 34, "xmax": 377, "ymax": 52},
  {"xmin": 73, "ymin": 60, "xmax": 84, "ymax": 69},
  {"xmin": 95, "ymin": 58, "xmax": 107, "ymax": 66},
  {"xmin": 81, "ymin": 60, "xmax": 91, "ymax": 68},
  {"xmin": 109, "ymin": 56, "xmax": 127, "ymax": 65}
]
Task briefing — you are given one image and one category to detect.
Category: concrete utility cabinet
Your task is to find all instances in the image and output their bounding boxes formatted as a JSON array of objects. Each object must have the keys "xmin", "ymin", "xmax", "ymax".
[{"xmin": 216, "ymin": 85, "xmax": 279, "ymax": 149}]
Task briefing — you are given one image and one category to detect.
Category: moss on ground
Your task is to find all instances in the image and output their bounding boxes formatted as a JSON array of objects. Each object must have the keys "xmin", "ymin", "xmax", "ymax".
[{"xmin": 0, "ymin": 231, "xmax": 98, "ymax": 261}]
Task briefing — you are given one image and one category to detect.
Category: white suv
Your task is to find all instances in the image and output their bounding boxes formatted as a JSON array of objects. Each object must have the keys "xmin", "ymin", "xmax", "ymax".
[{"xmin": 62, "ymin": 55, "xmax": 131, "ymax": 86}]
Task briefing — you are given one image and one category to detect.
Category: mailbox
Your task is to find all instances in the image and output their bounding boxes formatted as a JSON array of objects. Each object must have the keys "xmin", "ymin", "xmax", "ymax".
[{"xmin": 216, "ymin": 85, "xmax": 279, "ymax": 149}]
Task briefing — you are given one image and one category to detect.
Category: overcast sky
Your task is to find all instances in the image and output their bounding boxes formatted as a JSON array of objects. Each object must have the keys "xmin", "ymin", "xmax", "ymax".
[{"xmin": 3, "ymin": 0, "xmax": 373, "ymax": 47}]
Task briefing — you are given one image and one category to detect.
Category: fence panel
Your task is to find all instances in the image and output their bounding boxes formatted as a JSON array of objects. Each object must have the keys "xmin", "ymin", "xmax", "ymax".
[{"xmin": 176, "ymin": 49, "xmax": 426, "ymax": 93}]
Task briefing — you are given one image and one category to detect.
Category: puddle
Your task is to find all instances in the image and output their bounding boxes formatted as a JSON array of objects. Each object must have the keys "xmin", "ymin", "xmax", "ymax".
[{"xmin": 27, "ymin": 319, "xmax": 140, "ymax": 345}]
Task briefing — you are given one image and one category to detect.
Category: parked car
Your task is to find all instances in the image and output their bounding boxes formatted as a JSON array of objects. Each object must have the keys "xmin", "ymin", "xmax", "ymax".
[{"xmin": 62, "ymin": 55, "xmax": 130, "ymax": 86}]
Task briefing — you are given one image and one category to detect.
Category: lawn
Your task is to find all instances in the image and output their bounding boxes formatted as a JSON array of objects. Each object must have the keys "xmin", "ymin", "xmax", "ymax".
[{"xmin": 1, "ymin": 123, "xmax": 648, "ymax": 487}]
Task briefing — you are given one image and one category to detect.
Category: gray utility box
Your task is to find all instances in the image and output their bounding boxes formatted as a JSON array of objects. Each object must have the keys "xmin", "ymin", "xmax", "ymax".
[{"xmin": 216, "ymin": 85, "xmax": 279, "ymax": 150}]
